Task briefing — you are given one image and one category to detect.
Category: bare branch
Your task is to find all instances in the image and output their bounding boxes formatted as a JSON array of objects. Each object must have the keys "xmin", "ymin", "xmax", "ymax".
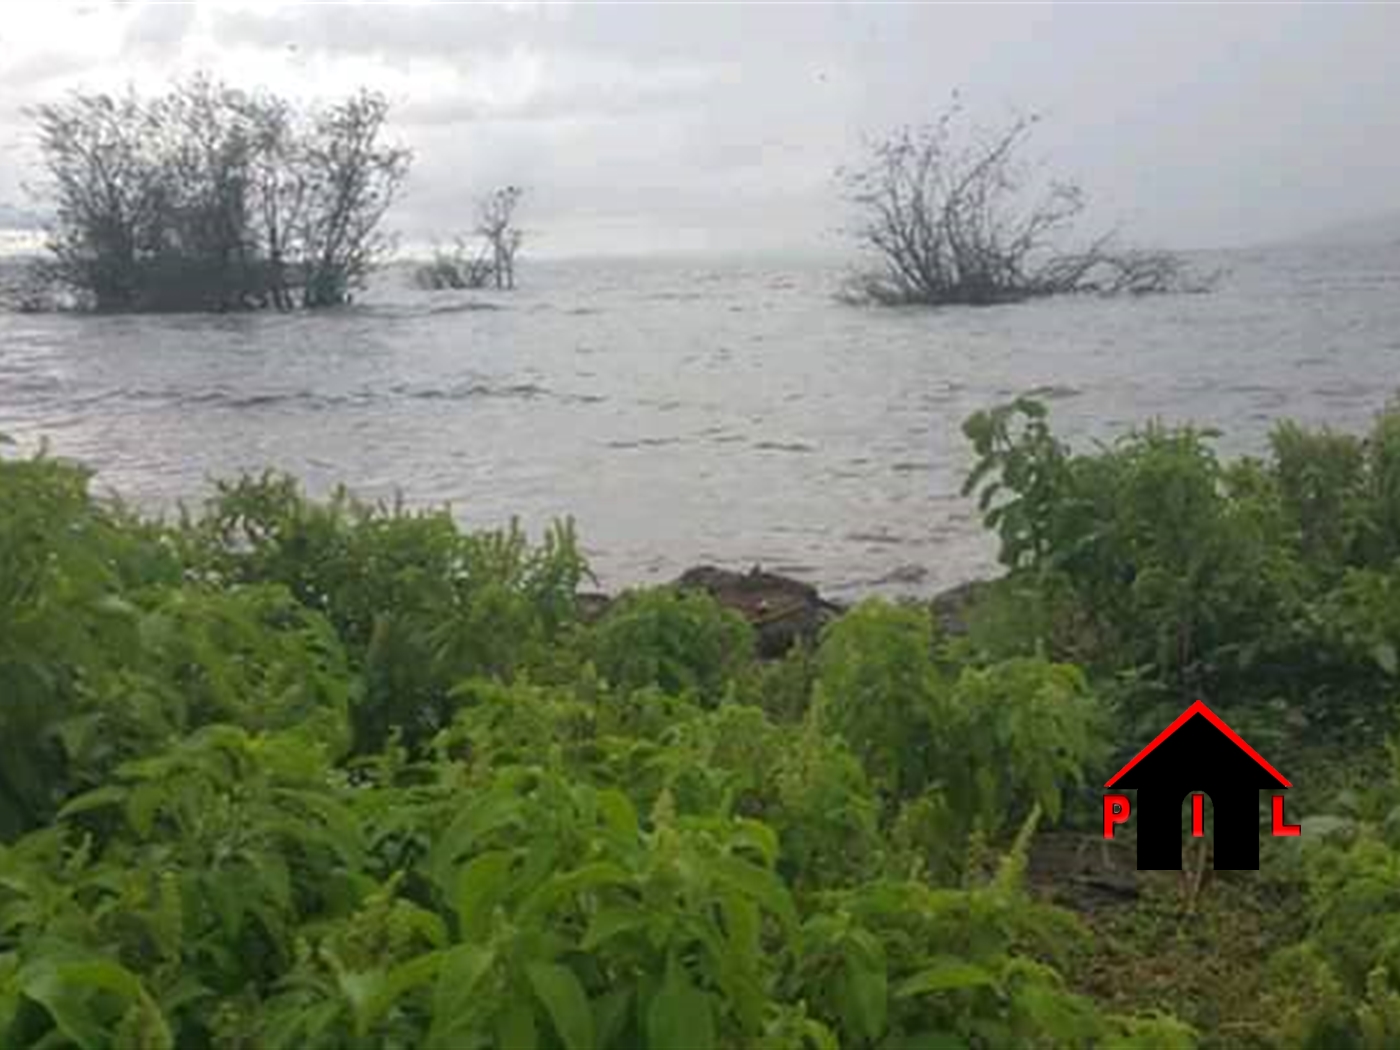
[
  {"xmin": 415, "ymin": 186, "xmax": 525, "ymax": 292},
  {"xmin": 841, "ymin": 100, "xmax": 1209, "ymax": 307}
]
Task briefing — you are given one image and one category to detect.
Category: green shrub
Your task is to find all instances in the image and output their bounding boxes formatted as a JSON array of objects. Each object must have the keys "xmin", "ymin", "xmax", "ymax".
[
  {"xmin": 815, "ymin": 601, "xmax": 1100, "ymax": 857},
  {"xmin": 1271, "ymin": 421, "xmax": 1368, "ymax": 576},
  {"xmin": 0, "ymin": 434, "xmax": 1209, "ymax": 1048},
  {"xmin": 964, "ymin": 402, "xmax": 1301, "ymax": 692},
  {"xmin": 187, "ymin": 471, "xmax": 589, "ymax": 752},
  {"xmin": 585, "ymin": 588, "xmax": 754, "ymax": 705},
  {"xmin": 958, "ymin": 398, "xmax": 1400, "ymax": 753},
  {"xmin": 813, "ymin": 600, "xmax": 941, "ymax": 800},
  {"xmin": 731, "ymin": 644, "xmax": 818, "ymax": 723}
]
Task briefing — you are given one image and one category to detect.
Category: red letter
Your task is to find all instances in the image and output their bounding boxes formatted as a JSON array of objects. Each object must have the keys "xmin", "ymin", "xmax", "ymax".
[
  {"xmin": 1103, "ymin": 794, "xmax": 1131, "ymax": 838},
  {"xmin": 1272, "ymin": 794, "xmax": 1301, "ymax": 836},
  {"xmin": 1192, "ymin": 793, "xmax": 1205, "ymax": 837}
]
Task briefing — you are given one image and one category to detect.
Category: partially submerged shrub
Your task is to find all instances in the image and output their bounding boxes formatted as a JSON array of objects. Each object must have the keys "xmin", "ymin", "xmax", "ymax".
[
  {"xmin": 842, "ymin": 99, "xmax": 1213, "ymax": 307},
  {"xmin": 413, "ymin": 238, "xmax": 496, "ymax": 291},
  {"xmin": 30, "ymin": 75, "xmax": 411, "ymax": 312}
]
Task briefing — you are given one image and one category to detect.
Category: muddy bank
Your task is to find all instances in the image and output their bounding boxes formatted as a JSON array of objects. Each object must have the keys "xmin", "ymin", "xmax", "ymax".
[{"xmin": 581, "ymin": 565, "xmax": 995, "ymax": 657}]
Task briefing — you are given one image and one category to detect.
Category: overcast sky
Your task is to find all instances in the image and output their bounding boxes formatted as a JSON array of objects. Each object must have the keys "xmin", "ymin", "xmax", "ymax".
[{"xmin": 1, "ymin": 2, "xmax": 1398, "ymax": 257}]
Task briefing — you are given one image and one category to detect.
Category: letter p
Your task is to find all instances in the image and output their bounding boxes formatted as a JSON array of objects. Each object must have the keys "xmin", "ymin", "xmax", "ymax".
[{"xmin": 1103, "ymin": 794, "xmax": 1131, "ymax": 839}]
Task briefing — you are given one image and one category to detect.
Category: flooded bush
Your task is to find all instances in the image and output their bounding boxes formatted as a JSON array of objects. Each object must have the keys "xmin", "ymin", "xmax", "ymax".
[
  {"xmin": 413, "ymin": 189, "xmax": 526, "ymax": 292},
  {"xmin": 843, "ymin": 100, "xmax": 1217, "ymax": 307},
  {"xmin": 28, "ymin": 75, "xmax": 411, "ymax": 313}
]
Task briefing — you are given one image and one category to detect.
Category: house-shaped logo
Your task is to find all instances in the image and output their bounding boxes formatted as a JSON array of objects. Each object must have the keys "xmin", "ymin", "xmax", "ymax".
[{"xmin": 1102, "ymin": 700, "xmax": 1300, "ymax": 870}]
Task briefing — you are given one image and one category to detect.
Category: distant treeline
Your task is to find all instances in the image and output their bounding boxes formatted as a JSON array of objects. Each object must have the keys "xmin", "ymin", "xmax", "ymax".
[
  {"xmin": 14, "ymin": 75, "xmax": 1210, "ymax": 315},
  {"xmin": 29, "ymin": 76, "xmax": 411, "ymax": 312}
]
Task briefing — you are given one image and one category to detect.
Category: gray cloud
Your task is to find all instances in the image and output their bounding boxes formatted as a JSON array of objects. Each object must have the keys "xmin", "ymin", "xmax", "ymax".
[
  {"xmin": 123, "ymin": 1, "xmax": 197, "ymax": 57},
  {"xmin": 210, "ymin": 3, "xmax": 541, "ymax": 61},
  {"xmin": 396, "ymin": 52, "xmax": 731, "ymax": 126},
  {"xmin": 0, "ymin": 51, "xmax": 91, "ymax": 91},
  {"xmin": 3, "ymin": 2, "xmax": 1400, "ymax": 255}
]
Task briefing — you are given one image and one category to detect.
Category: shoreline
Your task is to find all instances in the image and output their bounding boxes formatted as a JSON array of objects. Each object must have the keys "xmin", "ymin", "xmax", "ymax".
[{"xmin": 589, "ymin": 563, "xmax": 994, "ymax": 656}]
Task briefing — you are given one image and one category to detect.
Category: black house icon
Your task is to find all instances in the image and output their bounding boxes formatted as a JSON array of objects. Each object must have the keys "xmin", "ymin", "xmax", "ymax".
[{"xmin": 1105, "ymin": 700, "xmax": 1291, "ymax": 870}]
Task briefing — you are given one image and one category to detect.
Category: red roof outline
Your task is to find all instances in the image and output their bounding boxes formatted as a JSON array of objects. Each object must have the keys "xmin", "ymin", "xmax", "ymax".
[{"xmin": 1104, "ymin": 699, "xmax": 1291, "ymax": 788}]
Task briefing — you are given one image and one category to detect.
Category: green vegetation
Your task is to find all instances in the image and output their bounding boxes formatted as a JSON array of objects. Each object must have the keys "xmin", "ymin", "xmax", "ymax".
[{"xmin": 5, "ymin": 399, "xmax": 1400, "ymax": 1047}]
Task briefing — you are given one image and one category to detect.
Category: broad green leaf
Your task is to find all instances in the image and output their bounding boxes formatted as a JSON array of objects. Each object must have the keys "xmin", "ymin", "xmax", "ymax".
[
  {"xmin": 126, "ymin": 782, "xmax": 166, "ymax": 838},
  {"xmin": 595, "ymin": 789, "xmax": 638, "ymax": 837},
  {"xmin": 707, "ymin": 854, "xmax": 797, "ymax": 930},
  {"xmin": 526, "ymin": 962, "xmax": 594, "ymax": 1050},
  {"xmin": 92, "ymin": 594, "xmax": 137, "ymax": 618},
  {"xmin": 427, "ymin": 945, "xmax": 496, "ymax": 1049},
  {"xmin": 581, "ymin": 907, "xmax": 651, "ymax": 951},
  {"xmin": 21, "ymin": 958, "xmax": 147, "ymax": 1050},
  {"xmin": 519, "ymin": 862, "xmax": 631, "ymax": 924},
  {"xmin": 337, "ymin": 970, "xmax": 381, "ymax": 1032},
  {"xmin": 495, "ymin": 996, "xmax": 540, "ymax": 1050},
  {"xmin": 45, "ymin": 959, "xmax": 145, "ymax": 1000},
  {"xmin": 647, "ymin": 962, "xmax": 715, "ymax": 1050},
  {"xmin": 0, "ymin": 990, "xmax": 18, "ymax": 1046},
  {"xmin": 720, "ymin": 892, "xmax": 761, "ymax": 964},
  {"xmin": 358, "ymin": 952, "xmax": 444, "ymax": 1035},
  {"xmin": 593, "ymin": 986, "xmax": 633, "ymax": 1048},
  {"xmin": 273, "ymin": 787, "xmax": 366, "ymax": 865},
  {"xmin": 730, "ymin": 819, "xmax": 780, "ymax": 868},
  {"xmin": 432, "ymin": 791, "xmax": 524, "ymax": 883},
  {"xmin": 845, "ymin": 948, "xmax": 888, "ymax": 1042},
  {"xmin": 454, "ymin": 850, "xmax": 516, "ymax": 937},
  {"xmin": 895, "ymin": 959, "xmax": 997, "ymax": 999},
  {"xmin": 55, "ymin": 784, "xmax": 128, "ymax": 821}
]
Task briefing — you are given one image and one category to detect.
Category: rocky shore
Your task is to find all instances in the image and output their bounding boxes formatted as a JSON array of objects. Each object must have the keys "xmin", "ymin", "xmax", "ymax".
[{"xmin": 582, "ymin": 564, "xmax": 994, "ymax": 657}]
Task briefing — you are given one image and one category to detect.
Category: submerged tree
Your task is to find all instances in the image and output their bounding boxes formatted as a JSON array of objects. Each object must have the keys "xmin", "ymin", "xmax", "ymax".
[
  {"xmin": 413, "ymin": 235, "xmax": 495, "ymax": 291},
  {"xmin": 30, "ymin": 92, "xmax": 166, "ymax": 311},
  {"xmin": 29, "ymin": 76, "xmax": 411, "ymax": 312},
  {"xmin": 296, "ymin": 91, "xmax": 412, "ymax": 308},
  {"xmin": 413, "ymin": 185, "xmax": 525, "ymax": 291},
  {"xmin": 476, "ymin": 185, "xmax": 524, "ymax": 290},
  {"xmin": 842, "ymin": 98, "xmax": 1206, "ymax": 307}
]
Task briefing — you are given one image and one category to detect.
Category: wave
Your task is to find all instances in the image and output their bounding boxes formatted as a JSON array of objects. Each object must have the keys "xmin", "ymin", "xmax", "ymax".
[
  {"xmin": 1021, "ymin": 383, "xmax": 1083, "ymax": 400},
  {"xmin": 55, "ymin": 378, "xmax": 604, "ymax": 414},
  {"xmin": 425, "ymin": 301, "xmax": 505, "ymax": 316},
  {"xmin": 605, "ymin": 435, "xmax": 682, "ymax": 450},
  {"xmin": 752, "ymin": 440, "xmax": 816, "ymax": 453}
]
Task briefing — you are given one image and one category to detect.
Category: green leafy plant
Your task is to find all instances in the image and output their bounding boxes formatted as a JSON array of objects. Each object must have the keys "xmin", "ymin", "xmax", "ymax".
[
  {"xmin": 586, "ymin": 587, "xmax": 754, "ymax": 705},
  {"xmin": 0, "ymin": 429, "xmax": 1248, "ymax": 1048}
]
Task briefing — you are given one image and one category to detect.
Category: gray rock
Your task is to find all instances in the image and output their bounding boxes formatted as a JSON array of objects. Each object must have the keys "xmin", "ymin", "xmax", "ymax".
[{"xmin": 673, "ymin": 564, "xmax": 845, "ymax": 658}]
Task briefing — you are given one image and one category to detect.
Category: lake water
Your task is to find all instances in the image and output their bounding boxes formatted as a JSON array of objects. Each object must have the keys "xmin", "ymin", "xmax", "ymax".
[{"xmin": 2, "ymin": 243, "xmax": 1399, "ymax": 599}]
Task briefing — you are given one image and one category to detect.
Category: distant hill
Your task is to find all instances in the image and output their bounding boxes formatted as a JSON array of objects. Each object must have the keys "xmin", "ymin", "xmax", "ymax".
[{"xmin": 1290, "ymin": 210, "xmax": 1400, "ymax": 248}]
